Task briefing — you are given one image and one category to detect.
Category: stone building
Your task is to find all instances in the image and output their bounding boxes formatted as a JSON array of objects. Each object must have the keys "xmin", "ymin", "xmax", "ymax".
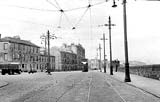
[
  {"xmin": 50, "ymin": 43, "xmax": 85, "ymax": 71},
  {"xmin": 70, "ymin": 43, "xmax": 85, "ymax": 70},
  {"xmin": 51, "ymin": 46, "xmax": 77, "ymax": 71},
  {"xmin": 39, "ymin": 54, "xmax": 55, "ymax": 72},
  {"xmin": 0, "ymin": 35, "xmax": 55, "ymax": 72}
]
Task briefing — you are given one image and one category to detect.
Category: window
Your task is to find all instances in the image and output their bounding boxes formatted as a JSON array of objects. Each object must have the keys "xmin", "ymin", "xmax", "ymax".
[
  {"xmin": 37, "ymin": 48, "xmax": 39, "ymax": 53},
  {"xmin": 4, "ymin": 53, "xmax": 8, "ymax": 61},
  {"xmin": 4, "ymin": 43, "xmax": 8, "ymax": 50},
  {"xmin": 15, "ymin": 43, "xmax": 18, "ymax": 50}
]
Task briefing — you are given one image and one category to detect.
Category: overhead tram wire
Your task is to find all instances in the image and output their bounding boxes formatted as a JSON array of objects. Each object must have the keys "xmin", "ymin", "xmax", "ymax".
[
  {"xmin": 64, "ymin": 6, "xmax": 87, "ymax": 12},
  {"xmin": 58, "ymin": 12, "xmax": 63, "ymax": 28},
  {"xmin": 92, "ymin": 1, "xmax": 107, "ymax": 7},
  {"xmin": 10, "ymin": 5, "xmax": 59, "ymax": 12},
  {"xmin": 46, "ymin": 0, "xmax": 74, "ymax": 29},
  {"xmin": 64, "ymin": 1, "xmax": 106, "ymax": 12},
  {"xmin": 89, "ymin": 5, "xmax": 93, "ymax": 41},
  {"xmin": 54, "ymin": 0, "xmax": 62, "ymax": 9},
  {"xmin": 10, "ymin": 0, "xmax": 109, "ymax": 30},
  {"xmin": 88, "ymin": 1, "xmax": 94, "ymax": 51},
  {"xmin": 46, "ymin": 0, "xmax": 60, "ymax": 10},
  {"xmin": 72, "ymin": 8, "xmax": 89, "ymax": 30},
  {"xmin": 62, "ymin": 12, "xmax": 74, "ymax": 29}
]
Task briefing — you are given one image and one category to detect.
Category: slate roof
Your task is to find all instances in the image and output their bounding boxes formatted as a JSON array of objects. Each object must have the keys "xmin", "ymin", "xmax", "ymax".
[{"xmin": 0, "ymin": 37, "xmax": 40, "ymax": 48}]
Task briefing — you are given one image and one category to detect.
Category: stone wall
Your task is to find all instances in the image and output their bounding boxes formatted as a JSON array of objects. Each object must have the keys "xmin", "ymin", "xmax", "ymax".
[{"xmin": 117, "ymin": 64, "xmax": 160, "ymax": 80}]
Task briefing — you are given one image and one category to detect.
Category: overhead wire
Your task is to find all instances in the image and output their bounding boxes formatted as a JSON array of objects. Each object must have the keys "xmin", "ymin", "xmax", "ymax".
[
  {"xmin": 6, "ymin": 0, "xmax": 109, "ymax": 31},
  {"xmin": 92, "ymin": 1, "xmax": 107, "ymax": 7},
  {"xmin": 89, "ymin": 1, "xmax": 93, "ymax": 49},
  {"xmin": 9, "ymin": 5, "xmax": 59, "ymax": 12},
  {"xmin": 64, "ymin": 6, "xmax": 87, "ymax": 12},
  {"xmin": 89, "ymin": 7, "xmax": 92, "ymax": 40},
  {"xmin": 62, "ymin": 12, "xmax": 74, "ymax": 28},
  {"xmin": 58, "ymin": 12, "xmax": 63, "ymax": 28},
  {"xmin": 74, "ymin": 8, "xmax": 89, "ymax": 29},
  {"xmin": 46, "ymin": 0, "xmax": 60, "ymax": 9},
  {"xmin": 54, "ymin": 0, "xmax": 62, "ymax": 9},
  {"xmin": 64, "ymin": 1, "xmax": 106, "ymax": 12}
]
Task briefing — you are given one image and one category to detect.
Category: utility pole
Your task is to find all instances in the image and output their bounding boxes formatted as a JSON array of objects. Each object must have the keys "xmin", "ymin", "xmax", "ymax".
[
  {"xmin": 123, "ymin": 0, "xmax": 131, "ymax": 82},
  {"xmin": 104, "ymin": 16, "xmax": 115, "ymax": 75},
  {"xmin": 96, "ymin": 48, "xmax": 99, "ymax": 70},
  {"xmin": 47, "ymin": 30, "xmax": 51, "ymax": 75},
  {"xmin": 98, "ymin": 44, "xmax": 102, "ymax": 72},
  {"xmin": 101, "ymin": 33, "xmax": 107, "ymax": 73},
  {"xmin": 44, "ymin": 37, "xmax": 47, "ymax": 55},
  {"xmin": 40, "ymin": 30, "xmax": 58, "ymax": 74},
  {"xmin": 111, "ymin": 0, "xmax": 131, "ymax": 82}
]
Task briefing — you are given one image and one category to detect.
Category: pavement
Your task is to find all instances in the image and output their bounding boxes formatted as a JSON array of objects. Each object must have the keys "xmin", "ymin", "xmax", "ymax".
[{"xmin": 105, "ymin": 68, "xmax": 160, "ymax": 98}]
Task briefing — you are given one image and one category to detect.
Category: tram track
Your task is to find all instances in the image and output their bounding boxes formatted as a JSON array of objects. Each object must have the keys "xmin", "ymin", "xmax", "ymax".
[
  {"xmin": 104, "ymin": 77, "xmax": 127, "ymax": 102},
  {"xmin": 104, "ymin": 73, "xmax": 160, "ymax": 102},
  {"xmin": 55, "ymin": 72, "xmax": 93, "ymax": 102},
  {"xmin": 15, "ymin": 72, "xmax": 89, "ymax": 102}
]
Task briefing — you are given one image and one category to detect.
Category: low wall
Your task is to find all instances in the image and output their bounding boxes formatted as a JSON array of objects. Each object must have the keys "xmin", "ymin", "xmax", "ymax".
[{"xmin": 117, "ymin": 64, "xmax": 160, "ymax": 80}]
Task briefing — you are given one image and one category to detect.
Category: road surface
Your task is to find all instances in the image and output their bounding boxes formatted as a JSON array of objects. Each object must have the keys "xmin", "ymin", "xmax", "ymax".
[{"xmin": 0, "ymin": 71, "xmax": 159, "ymax": 102}]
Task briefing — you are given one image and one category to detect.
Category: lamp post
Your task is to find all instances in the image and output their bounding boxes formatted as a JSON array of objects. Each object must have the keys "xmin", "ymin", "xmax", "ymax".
[
  {"xmin": 98, "ymin": 44, "xmax": 102, "ymax": 72},
  {"xmin": 101, "ymin": 33, "xmax": 108, "ymax": 73},
  {"xmin": 40, "ymin": 30, "xmax": 58, "ymax": 75},
  {"xmin": 103, "ymin": 16, "xmax": 115, "ymax": 75},
  {"xmin": 112, "ymin": 0, "xmax": 131, "ymax": 82},
  {"xmin": 47, "ymin": 30, "xmax": 51, "ymax": 75}
]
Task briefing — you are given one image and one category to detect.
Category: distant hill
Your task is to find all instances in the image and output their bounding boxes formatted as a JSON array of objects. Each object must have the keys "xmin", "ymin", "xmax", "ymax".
[
  {"xmin": 120, "ymin": 60, "xmax": 146, "ymax": 67},
  {"xmin": 129, "ymin": 61, "xmax": 146, "ymax": 66}
]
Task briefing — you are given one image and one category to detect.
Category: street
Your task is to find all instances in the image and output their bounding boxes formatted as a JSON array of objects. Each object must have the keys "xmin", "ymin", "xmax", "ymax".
[{"xmin": 0, "ymin": 71, "xmax": 160, "ymax": 102}]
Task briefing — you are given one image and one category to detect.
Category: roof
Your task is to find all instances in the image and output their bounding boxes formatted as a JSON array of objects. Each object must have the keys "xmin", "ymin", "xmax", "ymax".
[{"xmin": 0, "ymin": 37, "xmax": 40, "ymax": 48}]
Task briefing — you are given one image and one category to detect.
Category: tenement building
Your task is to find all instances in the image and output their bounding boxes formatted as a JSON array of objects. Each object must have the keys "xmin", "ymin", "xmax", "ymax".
[
  {"xmin": 51, "ymin": 43, "xmax": 85, "ymax": 71},
  {"xmin": 0, "ymin": 35, "xmax": 55, "ymax": 72},
  {"xmin": 70, "ymin": 43, "xmax": 85, "ymax": 70}
]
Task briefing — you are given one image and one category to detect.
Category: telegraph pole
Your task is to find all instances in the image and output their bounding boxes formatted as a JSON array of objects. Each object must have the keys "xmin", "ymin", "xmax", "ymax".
[
  {"xmin": 123, "ymin": 0, "xmax": 131, "ymax": 82},
  {"xmin": 44, "ymin": 37, "xmax": 47, "ymax": 55},
  {"xmin": 98, "ymin": 44, "xmax": 102, "ymax": 72},
  {"xmin": 101, "ymin": 33, "xmax": 107, "ymax": 73},
  {"xmin": 47, "ymin": 30, "xmax": 51, "ymax": 75},
  {"xmin": 40, "ymin": 30, "xmax": 59, "ymax": 74},
  {"xmin": 104, "ymin": 16, "xmax": 115, "ymax": 75},
  {"xmin": 111, "ymin": 0, "xmax": 131, "ymax": 82}
]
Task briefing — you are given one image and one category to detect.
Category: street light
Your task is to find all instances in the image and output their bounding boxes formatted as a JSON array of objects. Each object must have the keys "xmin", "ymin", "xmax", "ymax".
[
  {"xmin": 100, "ymin": 33, "xmax": 108, "ymax": 73},
  {"xmin": 112, "ymin": 0, "xmax": 117, "ymax": 7},
  {"xmin": 98, "ymin": 44, "xmax": 102, "ymax": 72},
  {"xmin": 40, "ymin": 30, "xmax": 58, "ymax": 75},
  {"xmin": 99, "ymin": 16, "xmax": 115, "ymax": 75},
  {"xmin": 112, "ymin": 0, "xmax": 131, "ymax": 82}
]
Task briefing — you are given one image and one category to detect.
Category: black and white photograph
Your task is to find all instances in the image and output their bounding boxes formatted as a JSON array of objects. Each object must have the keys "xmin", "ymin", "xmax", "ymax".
[{"xmin": 0, "ymin": 0, "xmax": 160, "ymax": 102}]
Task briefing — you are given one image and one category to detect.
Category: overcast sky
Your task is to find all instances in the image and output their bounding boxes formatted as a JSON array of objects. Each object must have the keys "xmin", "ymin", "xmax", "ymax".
[{"xmin": 0, "ymin": 0, "xmax": 160, "ymax": 64}]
